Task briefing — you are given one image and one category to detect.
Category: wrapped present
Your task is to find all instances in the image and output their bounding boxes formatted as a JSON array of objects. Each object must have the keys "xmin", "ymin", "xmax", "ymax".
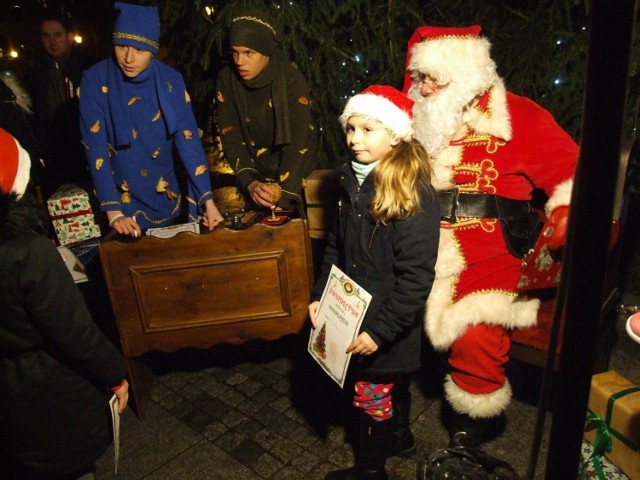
[
  {"xmin": 517, "ymin": 219, "xmax": 562, "ymax": 291},
  {"xmin": 302, "ymin": 169, "xmax": 339, "ymax": 239},
  {"xmin": 47, "ymin": 184, "xmax": 102, "ymax": 246},
  {"xmin": 580, "ymin": 441, "xmax": 626, "ymax": 479},
  {"xmin": 584, "ymin": 370, "xmax": 640, "ymax": 479}
]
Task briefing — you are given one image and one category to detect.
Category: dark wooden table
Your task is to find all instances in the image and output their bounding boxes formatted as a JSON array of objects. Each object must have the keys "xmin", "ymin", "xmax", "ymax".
[{"xmin": 99, "ymin": 218, "xmax": 314, "ymax": 416}]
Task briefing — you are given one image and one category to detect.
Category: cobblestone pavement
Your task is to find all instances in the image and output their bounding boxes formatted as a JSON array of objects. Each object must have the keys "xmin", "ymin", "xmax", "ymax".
[{"xmin": 93, "ymin": 307, "xmax": 638, "ymax": 480}]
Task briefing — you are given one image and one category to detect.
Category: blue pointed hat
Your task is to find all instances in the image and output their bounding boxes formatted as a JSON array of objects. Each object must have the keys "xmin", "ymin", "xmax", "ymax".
[{"xmin": 112, "ymin": 2, "xmax": 160, "ymax": 54}]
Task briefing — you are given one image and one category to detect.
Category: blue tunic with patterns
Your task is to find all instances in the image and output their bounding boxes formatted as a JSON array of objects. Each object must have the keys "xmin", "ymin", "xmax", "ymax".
[{"xmin": 79, "ymin": 57, "xmax": 213, "ymax": 229}]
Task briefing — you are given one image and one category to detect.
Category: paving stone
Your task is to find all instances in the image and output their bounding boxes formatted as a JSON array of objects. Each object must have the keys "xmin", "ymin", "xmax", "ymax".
[
  {"xmin": 202, "ymin": 419, "xmax": 228, "ymax": 442},
  {"xmin": 252, "ymin": 386, "xmax": 281, "ymax": 404},
  {"xmin": 156, "ymin": 392, "xmax": 185, "ymax": 410},
  {"xmin": 236, "ymin": 378, "xmax": 265, "ymax": 397},
  {"xmin": 235, "ymin": 397, "xmax": 263, "ymax": 416},
  {"xmin": 269, "ymin": 465, "xmax": 306, "ymax": 480},
  {"xmin": 219, "ymin": 408, "xmax": 249, "ymax": 429},
  {"xmin": 218, "ymin": 387, "xmax": 246, "ymax": 407},
  {"xmin": 201, "ymin": 397, "xmax": 229, "ymax": 420},
  {"xmin": 251, "ymin": 451, "xmax": 285, "ymax": 478},
  {"xmin": 233, "ymin": 417, "xmax": 264, "ymax": 437},
  {"xmin": 225, "ymin": 371, "xmax": 249, "ymax": 386}
]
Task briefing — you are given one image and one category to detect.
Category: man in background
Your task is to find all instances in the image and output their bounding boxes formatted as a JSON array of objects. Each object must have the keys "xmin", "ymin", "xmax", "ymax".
[{"xmin": 31, "ymin": 10, "xmax": 97, "ymax": 198}]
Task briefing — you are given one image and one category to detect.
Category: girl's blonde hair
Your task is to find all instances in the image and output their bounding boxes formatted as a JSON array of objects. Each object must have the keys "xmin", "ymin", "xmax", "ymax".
[{"xmin": 370, "ymin": 138, "xmax": 433, "ymax": 224}]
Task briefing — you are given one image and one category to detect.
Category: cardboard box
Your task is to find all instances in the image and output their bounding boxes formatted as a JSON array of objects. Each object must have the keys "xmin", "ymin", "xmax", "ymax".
[
  {"xmin": 47, "ymin": 184, "xmax": 102, "ymax": 246},
  {"xmin": 302, "ymin": 169, "xmax": 339, "ymax": 239},
  {"xmin": 584, "ymin": 370, "xmax": 640, "ymax": 479}
]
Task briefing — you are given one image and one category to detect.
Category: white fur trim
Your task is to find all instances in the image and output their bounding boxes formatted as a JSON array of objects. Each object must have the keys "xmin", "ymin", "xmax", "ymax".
[
  {"xmin": 339, "ymin": 93, "xmax": 413, "ymax": 141},
  {"xmin": 425, "ymin": 228, "xmax": 540, "ymax": 350},
  {"xmin": 408, "ymin": 36, "xmax": 497, "ymax": 95},
  {"xmin": 444, "ymin": 374, "xmax": 512, "ymax": 417},
  {"xmin": 431, "ymin": 145, "xmax": 461, "ymax": 190},
  {"xmin": 464, "ymin": 80, "xmax": 512, "ymax": 141},
  {"xmin": 545, "ymin": 178, "xmax": 573, "ymax": 217},
  {"xmin": 426, "ymin": 288, "xmax": 539, "ymax": 351},
  {"xmin": 12, "ymin": 136, "xmax": 31, "ymax": 197}
]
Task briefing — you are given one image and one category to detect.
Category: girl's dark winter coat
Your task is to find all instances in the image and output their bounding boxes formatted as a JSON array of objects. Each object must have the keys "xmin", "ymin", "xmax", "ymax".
[
  {"xmin": 0, "ymin": 193, "xmax": 127, "ymax": 479},
  {"xmin": 311, "ymin": 163, "xmax": 440, "ymax": 375}
]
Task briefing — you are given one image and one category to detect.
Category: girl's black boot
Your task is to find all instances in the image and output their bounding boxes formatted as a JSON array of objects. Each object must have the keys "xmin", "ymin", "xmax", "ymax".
[{"xmin": 326, "ymin": 413, "xmax": 390, "ymax": 480}]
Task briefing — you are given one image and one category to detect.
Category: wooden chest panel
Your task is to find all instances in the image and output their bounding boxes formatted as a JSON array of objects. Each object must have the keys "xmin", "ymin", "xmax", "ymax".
[{"xmin": 100, "ymin": 219, "xmax": 313, "ymax": 357}]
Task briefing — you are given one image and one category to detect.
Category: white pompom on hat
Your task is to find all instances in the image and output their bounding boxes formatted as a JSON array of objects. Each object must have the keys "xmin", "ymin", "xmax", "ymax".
[
  {"xmin": 0, "ymin": 128, "xmax": 31, "ymax": 197},
  {"xmin": 339, "ymin": 85, "xmax": 414, "ymax": 141},
  {"xmin": 402, "ymin": 25, "xmax": 496, "ymax": 94}
]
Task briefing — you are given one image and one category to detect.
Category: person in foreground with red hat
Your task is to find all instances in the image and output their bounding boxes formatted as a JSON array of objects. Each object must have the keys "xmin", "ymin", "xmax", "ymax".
[
  {"xmin": 308, "ymin": 85, "xmax": 440, "ymax": 480},
  {"xmin": 402, "ymin": 25, "xmax": 578, "ymax": 472},
  {"xmin": 0, "ymin": 127, "xmax": 129, "ymax": 480}
]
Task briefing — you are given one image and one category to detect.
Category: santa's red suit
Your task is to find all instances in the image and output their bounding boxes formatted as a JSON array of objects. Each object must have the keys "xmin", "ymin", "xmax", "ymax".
[{"xmin": 404, "ymin": 26, "xmax": 578, "ymax": 421}]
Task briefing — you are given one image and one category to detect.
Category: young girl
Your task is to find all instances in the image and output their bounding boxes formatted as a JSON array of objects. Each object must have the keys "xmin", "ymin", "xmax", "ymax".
[{"xmin": 308, "ymin": 85, "xmax": 440, "ymax": 480}]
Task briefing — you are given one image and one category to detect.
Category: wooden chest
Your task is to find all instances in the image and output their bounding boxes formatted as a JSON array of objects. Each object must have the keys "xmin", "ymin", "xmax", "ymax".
[{"xmin": 99, "ymin": 218, "xmax": 313, "ymax": 414}]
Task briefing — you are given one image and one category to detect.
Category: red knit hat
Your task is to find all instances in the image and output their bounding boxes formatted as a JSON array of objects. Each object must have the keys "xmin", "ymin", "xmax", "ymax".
[
  {"xmin": 339, "ymin": 85, "xmax": 414, "ymax": 141},
  {"xmin": 402, "ymin": 25, "xmax": 491, "ymax": 93},
  {"xmin": 0, "ymin": 128, "xmax": 31, "ymax": 197}
]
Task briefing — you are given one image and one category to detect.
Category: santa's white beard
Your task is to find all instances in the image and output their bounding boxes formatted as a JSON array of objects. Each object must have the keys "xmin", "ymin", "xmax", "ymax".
[{"xmin": 409, "ymin": 84, "xmax": 479, "ymax": 157}]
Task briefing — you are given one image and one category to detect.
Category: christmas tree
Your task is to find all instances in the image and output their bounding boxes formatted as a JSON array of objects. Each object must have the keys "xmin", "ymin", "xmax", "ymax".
[
  {"xmin": 153, "ymin": 0, "xmax": 640, "ymax": 168},
  {"xmin": 312, "ymin": 321, "xmax": 327, "ymax": 360},
  {"xmin": 9, "ymin": 1, "xmax": 636, "ymax": 165}
]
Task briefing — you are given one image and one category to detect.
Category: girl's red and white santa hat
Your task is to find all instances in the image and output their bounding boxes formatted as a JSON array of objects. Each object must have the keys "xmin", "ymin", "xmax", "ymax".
[
  {"xmin": 402, "ymin": 25, "xmax": 497, "ymax": 94},
  {"xmin": 0, "ymin": 128, "xmax": 31, "ymax": 197},
  {"xmin": 339, "ymin": 85, "xmax": 414, "ymax": 141}
]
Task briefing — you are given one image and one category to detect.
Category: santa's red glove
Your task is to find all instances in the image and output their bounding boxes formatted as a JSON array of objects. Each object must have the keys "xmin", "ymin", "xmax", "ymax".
[{"xmin": 544, "ymin": 206, "xmax": 569, "ymax": 250}]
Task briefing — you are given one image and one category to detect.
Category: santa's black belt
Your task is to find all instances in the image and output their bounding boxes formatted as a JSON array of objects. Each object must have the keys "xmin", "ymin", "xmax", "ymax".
[{"xmin": 438, "ymin": 190, "xmax": 532, "ymax": 223}]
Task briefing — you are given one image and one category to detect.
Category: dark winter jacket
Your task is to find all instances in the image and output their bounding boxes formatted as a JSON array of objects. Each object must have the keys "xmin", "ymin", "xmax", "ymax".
[
  {"xmin": 0, "ymin": 192, "xmax": 126, "ymax": 479},
  {"xmin": 311, "ymin": 163, "xmax": 440, "ymax": 375},
  {"xmin": 31, "ymin": 48, "xmax": 97, "ymax": 196}
]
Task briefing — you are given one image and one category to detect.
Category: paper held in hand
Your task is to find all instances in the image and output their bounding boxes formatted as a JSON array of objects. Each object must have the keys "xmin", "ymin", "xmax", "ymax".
[
  {"xmin": 109, "ymin": 395, "xmax": 121, "ymax": 473},
  {"xmin": 308, "ymin": 265, "xmax": 372, "ymax": 388}
]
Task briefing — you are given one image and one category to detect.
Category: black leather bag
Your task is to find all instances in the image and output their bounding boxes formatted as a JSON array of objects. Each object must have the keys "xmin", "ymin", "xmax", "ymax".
[
  {"xmin": 498, "ymin": 210, "xmax": 542, "ymax": 259},
  {"xmin": 418, "ymin": 446, "xmax": 520, "ymax": 480}
]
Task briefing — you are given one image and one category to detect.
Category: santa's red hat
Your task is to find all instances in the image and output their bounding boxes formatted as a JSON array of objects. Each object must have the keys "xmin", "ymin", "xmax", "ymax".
[
  {"xmin": 0, "ymin": 128, "xmax": 31, "ymax": 197},
  {"xmin": 402, "ymin": 25, "xmax": 495, "ymax": 93},
  {"xmin": 339, "ymin": 85, "xmax": 414, "ymax": 141}
]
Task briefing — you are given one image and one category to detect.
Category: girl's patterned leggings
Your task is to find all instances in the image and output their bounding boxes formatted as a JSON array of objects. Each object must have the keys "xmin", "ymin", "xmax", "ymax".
[{"xmin": 352, "ymin": 380, "xmax": 394, "ymax": 422}]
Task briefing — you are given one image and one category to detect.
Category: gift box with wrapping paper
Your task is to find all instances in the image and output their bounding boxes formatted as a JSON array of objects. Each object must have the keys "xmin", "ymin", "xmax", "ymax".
[
  {"xmin": 47, "ymin": 184, "xmax": 102, "ymax": 246},
  {"xmin": 583, "ymin": 370, "xmax": 640, "ymax": 479},
  {"xmin": 302, "ymin": 169, "xmax": 339, "ymax": 239}
]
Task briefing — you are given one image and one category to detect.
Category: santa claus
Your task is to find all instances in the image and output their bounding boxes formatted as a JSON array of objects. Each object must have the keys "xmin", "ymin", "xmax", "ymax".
[{"xmin": 403, "ymin": 25, "xmax": 578, "ymax": 453}]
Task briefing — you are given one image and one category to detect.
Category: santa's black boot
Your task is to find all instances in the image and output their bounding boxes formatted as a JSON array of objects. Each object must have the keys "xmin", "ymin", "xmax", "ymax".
[
  {"xmin": 389, "ymin": 384, "xmax": 416, "ymax": 458},
  {"xmin": 326, "ymin": 412, "xmax": 390, "ymax": 480},
  {"xmin": 447, "ymin": 411, "xmax": 487, "ymax": 448}
]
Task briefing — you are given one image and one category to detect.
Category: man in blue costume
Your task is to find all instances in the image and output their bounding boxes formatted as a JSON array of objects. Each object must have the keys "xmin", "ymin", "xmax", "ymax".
[{"xmin": 79, "ymin": 2, "xmax": 223, "ymax": 237}]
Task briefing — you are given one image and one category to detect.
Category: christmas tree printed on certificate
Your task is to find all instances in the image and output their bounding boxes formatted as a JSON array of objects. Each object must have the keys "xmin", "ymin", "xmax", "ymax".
[{"xmin": 308, "ymin": 265, "xmax": 371, "ymax": 388}]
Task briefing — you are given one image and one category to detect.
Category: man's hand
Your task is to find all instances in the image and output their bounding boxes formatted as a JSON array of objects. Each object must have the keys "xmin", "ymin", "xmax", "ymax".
[{"xmin": 248, "ymin": 181, "xmax": 280, "ymax": 208}]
